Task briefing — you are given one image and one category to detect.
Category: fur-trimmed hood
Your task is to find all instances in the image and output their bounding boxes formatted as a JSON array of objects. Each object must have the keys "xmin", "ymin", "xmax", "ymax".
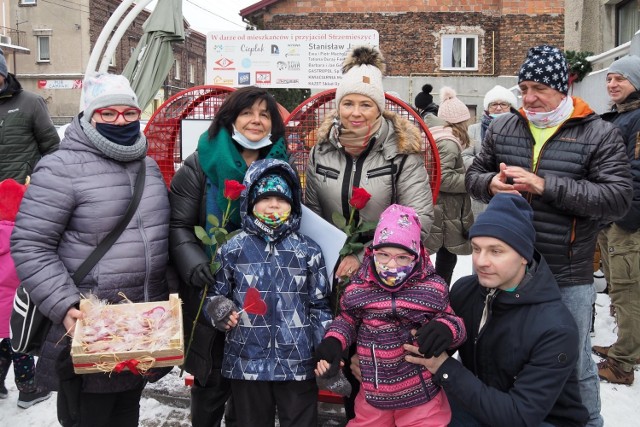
[{"xmin": 316, "ymin": 110, "xmax": 423, "ymax": 156}]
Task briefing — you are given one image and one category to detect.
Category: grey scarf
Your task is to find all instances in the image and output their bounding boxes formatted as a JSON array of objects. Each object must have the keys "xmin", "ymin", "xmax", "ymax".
[{"xmin": 80, "ymin": 117, "xmax": 147, "ymax": 162}]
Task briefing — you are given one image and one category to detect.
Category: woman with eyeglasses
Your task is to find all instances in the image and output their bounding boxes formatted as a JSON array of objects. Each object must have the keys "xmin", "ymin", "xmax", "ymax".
[
  {"xmin": 314, "ymin": 204, "xmax": 466, "ymax": 426},
  {"xmin": 463, "ymin": 85, "xmax": 518, "ymax": 218},
  {"xmin": 10, "ymin": 73, "xmax": 171, "ymax": 426}
]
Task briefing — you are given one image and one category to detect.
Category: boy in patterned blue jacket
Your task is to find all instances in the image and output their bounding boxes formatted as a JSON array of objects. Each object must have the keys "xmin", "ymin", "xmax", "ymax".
[{"xmin": 204, "ymin": 158, "xmax": 332, "ymax": 427}]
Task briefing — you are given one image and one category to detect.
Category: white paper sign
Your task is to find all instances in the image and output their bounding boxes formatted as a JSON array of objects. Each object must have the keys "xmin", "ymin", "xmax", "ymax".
[
  {"xmin": 299, "ymin": 204, "xmax": 347, "ymax": 278},
  {"xmin": 206, "ymin": 30, "xmax": 379, "ymax": 89}
]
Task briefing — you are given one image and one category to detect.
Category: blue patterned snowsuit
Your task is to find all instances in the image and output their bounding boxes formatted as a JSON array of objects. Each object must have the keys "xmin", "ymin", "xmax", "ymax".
[{"xmin": 206, "ymin": 159, "xmax": 332, "ymax": 381}]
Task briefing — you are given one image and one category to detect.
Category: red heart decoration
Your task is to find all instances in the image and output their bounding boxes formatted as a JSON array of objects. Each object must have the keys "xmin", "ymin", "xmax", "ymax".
[{"xmin": 244, "ymin": 288, "xmax": 267, "ymax": 315}]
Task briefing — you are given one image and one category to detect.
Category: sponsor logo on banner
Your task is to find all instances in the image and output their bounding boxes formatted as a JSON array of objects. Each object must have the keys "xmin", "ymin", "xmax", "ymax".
[
  {"xmin": 214, "ymin": 57, "xmax": 234, "ymax": 70},
  {"xmin": 213, "ymin": 76, "xmax": 234, "ymax": 86},
  {"xmin": 256, "ymin": 72, "xmax": 271, "ymax": 84},
  {"xmin": 238, "ymin": 73, "xmax": 251, "ymax": 85},
  {"xmin": 276, "ymin": 79, "xmax": 300, "ymax": 85}
]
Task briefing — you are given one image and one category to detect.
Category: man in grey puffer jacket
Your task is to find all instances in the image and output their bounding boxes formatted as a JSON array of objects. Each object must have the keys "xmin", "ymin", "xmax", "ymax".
[{"xmin": 10, "ymin": 72, "xmax": 170, "ymax": 427}]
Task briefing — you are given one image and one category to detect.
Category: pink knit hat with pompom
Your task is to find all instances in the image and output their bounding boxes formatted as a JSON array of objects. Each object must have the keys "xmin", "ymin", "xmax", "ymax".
[
  {"xmin": 373, "ymin": 204, "xmax": 421, "ymax": 257},
  {"xmin": 437, "ymin": 86, "xmax": 470, "ymax": 124}
]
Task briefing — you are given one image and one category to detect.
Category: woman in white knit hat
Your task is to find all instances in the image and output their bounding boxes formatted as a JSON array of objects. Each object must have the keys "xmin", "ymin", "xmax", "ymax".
[
  {"xmin": 424, "ymin": 87, "xmax": 474, "ymax": 286},
  {"xmin": 304, "ymin": 45, "xmax": 434, "ymax": 420},
  {"xmin": 462, "ymin": 85, "xmax": 518, "ymax": 217}
]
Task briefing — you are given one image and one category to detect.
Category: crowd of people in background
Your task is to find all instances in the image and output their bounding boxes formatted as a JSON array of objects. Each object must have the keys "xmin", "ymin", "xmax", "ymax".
[{"xmin": 0, "ymin": 36, "xmax": 638, "ymax": 427}]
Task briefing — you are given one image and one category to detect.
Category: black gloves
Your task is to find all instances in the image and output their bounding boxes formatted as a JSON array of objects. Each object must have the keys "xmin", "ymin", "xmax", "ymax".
[
  {"xmin": 415, "ymin": 321, "xmax": 453, "ymax": 358},
  {"xmin": 314, "ymin": 337, "xmax": 343, "ymax": 378},
  {"xmin": 205, "ymin": 296, "xmax": 239, "ymax": 332},
  {"xmin": 190, "ymin": 262, "xmax": 215, "ymax": 289}
]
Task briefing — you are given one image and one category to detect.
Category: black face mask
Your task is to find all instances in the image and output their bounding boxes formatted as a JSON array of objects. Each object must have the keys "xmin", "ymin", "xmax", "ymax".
[{"xmin": 95, "ymin": 121, "xmax": 141, "ymax": 146}]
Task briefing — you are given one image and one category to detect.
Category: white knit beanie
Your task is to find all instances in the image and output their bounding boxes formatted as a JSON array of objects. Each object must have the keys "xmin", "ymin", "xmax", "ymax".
[
  {"xmin": 82, "ymin": 72, "xmax": 139, "ymax": 121},
  {"xmin": 437, "ymin": 87, "xmax": 470, "ymax": 124},
  {"xmin": 483, "ymin": 85, "xmax": 518, "ymax": 110},
  {"xmin": 335, "ymin": 46, "xmax": 386, "ymax": 113}
]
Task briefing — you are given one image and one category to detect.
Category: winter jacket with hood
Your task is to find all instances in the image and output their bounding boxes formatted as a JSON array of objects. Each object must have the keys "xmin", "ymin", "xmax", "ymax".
[
  {"xmin": 169, "ymin": 135, "xmax": 288, "ymax": 383},
  {"xmin": 601, "ymin": 91, "xmax": 640, "ymax": 232},
  {"xmin": 425, "ymin": 124, "xmax": 473, "ymax": 255},
  {"xmin": 0, "ymin": 73, "xmax": 60, "ymax": 183},
  {"xmin": 205, "ymin": 158, "xmax": 332, "ymax": 381},
  {"xmin": 305, "ymin": 111, "xmax": 434, "ymax": 247},
  {"xmin": 434, "ymin": 252, "xmax": 589, "ymax": 427},
  {"xmin": 10, "ymin": 115, "xmax": 170, "ymax": 393},
  {"xmin": 465, "ymin": 98, "xmax": 632, "ymax": 286},
  {"xmin": 325, "ymin": 245, "xmax": 466, "ymax": 410}
]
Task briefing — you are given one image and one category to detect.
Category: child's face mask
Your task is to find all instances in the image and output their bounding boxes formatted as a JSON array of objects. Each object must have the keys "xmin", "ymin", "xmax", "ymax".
[
  {"xmin": 252, "ymin": 196, "xmax": 291, "ymax": 228},
  {"xmin": 373, "ymin": 249, "xmax": 416, "ymax": 291}
]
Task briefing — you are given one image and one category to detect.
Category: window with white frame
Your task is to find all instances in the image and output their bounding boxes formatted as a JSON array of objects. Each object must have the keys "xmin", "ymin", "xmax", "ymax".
[
  {"xmin": 174, "ymin": 59, "xmax": 181, "ymax": 80},
  {"xmin": 37, "ymin": 36, "xmax": 50, "ymax": 62},
  {"xmin": 617, "ymin": 0, "xmax": 640, "ymax": 45},
  {"xmin": 21, "ymin": 0, "xmax": 37, "ymax": 5},
  {"xmin": 189, "ymin": 63, "xmax": 195, "ymax": 83},
  {"xmin": 441, "ymin": 35, "xmax": 478, "ymax": 70}
]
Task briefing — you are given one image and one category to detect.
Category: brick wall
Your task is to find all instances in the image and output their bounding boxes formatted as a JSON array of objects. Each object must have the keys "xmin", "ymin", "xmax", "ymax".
[{"xmin": 244, "ymin": 1, "xmax": 564, "ymax": 76}]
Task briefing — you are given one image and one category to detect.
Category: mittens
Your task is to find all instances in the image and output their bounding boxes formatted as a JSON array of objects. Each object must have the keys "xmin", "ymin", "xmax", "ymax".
[
  {"xmin": 415, "ymin": 321, "xmax": 453, "ymax": 358},
  {"xmin": 206, "ymin": 295, "xmax": 239, "ymax": 332},
  {"xmin": 314, "ymin": 337, "xmax": 343, "ymax": 378},
  {"xmin": 190, "ymin": 263, "xmax": 215, "ymax": 289}
]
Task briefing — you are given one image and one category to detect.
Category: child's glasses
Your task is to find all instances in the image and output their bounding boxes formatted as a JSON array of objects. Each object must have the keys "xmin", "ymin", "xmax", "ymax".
[{"xmin": 373, "ymin": 250, "xmax": 416, "ymax": 267}]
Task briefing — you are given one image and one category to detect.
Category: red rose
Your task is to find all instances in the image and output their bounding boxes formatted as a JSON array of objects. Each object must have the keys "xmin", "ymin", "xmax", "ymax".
[
  {"xmin": 223, "ymin": 180, "xmax": 245, "ymax": 200},
  {"xmin": 349, "ymin": 187, "xmax": 372, "ymax": 210}
]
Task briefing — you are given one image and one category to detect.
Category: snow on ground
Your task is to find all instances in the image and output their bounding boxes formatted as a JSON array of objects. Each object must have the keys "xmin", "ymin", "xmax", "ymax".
[{"xmin": 1, "ymin": 255, "xmax": 638, "ymax": 426}]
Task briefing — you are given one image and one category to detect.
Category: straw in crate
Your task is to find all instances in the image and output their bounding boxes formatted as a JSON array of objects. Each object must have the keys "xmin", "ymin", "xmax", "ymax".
[{"xmin": 71, "ymin": 293, "xmax": 183, "ymax": 375}]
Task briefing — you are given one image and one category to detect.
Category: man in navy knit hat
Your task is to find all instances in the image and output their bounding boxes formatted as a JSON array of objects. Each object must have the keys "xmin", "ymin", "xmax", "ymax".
[
  {"xmin": 466, "ymin": 44, "xmax": 633, "ymax": 426},
  {"xmin": 405, "ymin": 193, "xmax": 589, "ymax": 427}
]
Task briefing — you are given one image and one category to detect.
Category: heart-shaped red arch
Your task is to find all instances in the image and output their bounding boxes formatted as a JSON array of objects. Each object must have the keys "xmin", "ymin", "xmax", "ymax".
[{"xmin": 244, "ymin": 287, "xmax": 267, "ymax": 315}]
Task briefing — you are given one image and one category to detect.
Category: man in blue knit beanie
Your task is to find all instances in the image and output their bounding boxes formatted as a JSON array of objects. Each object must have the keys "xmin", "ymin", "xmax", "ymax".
[{"xmin": 404, "ymin": 193, "xmax": 589, "ymax": 427}]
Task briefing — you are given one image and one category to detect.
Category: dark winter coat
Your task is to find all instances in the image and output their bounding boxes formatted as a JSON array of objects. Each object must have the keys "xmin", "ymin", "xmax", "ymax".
[
  {"xmin": 10, "ymin": 116, "xmax": 170, "ymax": 393},
  {"xmin": 434, "ymin": 252, "xmax": 589, "ymax": 427},
  {"xmin": 601, "ymin": 92, "xmax": 640, "ymax": 232},
  {"xmin": 326, "ymin": 246, "xmax": 465, "ymax": 410},
  {"xmin": 0, "ymin": 73, "xmax": 60, "ymax": 183},
  {"xmin": 466, "ymin": 98, "xmax": 632, "ymax": 286},
  {"xmin": 207, "ymin": 159, "xmax": 332, "ymax": 381},
  {"xmin": 169, "ymin": 140, "xmax": 288, "ymax": 383}
]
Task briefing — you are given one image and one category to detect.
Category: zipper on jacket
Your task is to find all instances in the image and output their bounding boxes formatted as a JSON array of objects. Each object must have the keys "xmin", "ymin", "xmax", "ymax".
[
  {"xmin": 316, "ymin": 164, "xmax": 340, "ymax": 182},
  {"xmin": 473, "ymin": 289, "xmax": 498, "ymax": 375},
  {"xmin": 366, "ymin": 164, "xmax": 396, "ymax": 181},
  {"xmin": 371, "ymin": 343, "xmax": 379, "ymax": 389}
]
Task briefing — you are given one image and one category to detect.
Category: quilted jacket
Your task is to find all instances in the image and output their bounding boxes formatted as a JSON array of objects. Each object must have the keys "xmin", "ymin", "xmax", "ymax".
[
  {"xmin": 465, "ymin": 98, "xmax": 632, "ymax": 286},
  {"xmin": 305, "ymin": 111, "xmax": 434, "ymax": 246},
  {"xmin": 325, "ymin": 246, "xmax": 466, "ymax": 410},
  {"xmin": 206, "ymin": 159, "xmax": 332, "ymax": 381},
  {"xmin": 10, "ymin": 116, "xmax": 170, "ymax": 392},
  {"xmin": 0, "ymin": 73, "xmax": 60, "ymax": 183}
]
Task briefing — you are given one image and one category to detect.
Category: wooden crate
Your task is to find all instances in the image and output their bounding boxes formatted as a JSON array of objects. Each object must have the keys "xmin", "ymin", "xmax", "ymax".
[{"xmin": 71, "ymin": 293, "xmax": 183, "ymax": 375}]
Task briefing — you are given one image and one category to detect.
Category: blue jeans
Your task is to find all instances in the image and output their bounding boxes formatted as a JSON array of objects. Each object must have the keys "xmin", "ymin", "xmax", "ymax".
[
  {"xmin": 559, "ymin": 284, "xmax": 604, "ymax": 427},
  {"xmin": 447, "ymin": 395, "xmax": 555, "ymax": 427}
]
